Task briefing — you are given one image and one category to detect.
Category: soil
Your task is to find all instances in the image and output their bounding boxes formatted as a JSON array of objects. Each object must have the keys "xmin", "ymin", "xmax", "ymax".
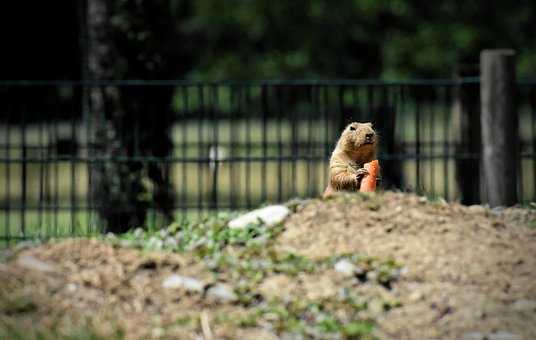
[
  {"xmin": 278, "ymin": 192, "xmax": 536, "ymax": 339},
  {"xmin": 1, "ymin": 191, "xmax": 536, "ymax": 339}
]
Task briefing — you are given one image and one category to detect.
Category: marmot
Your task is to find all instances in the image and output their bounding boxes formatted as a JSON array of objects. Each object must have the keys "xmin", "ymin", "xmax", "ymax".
[{"xmin": 323, "ymin": 122, "xmax": 378, "ymax": 198}]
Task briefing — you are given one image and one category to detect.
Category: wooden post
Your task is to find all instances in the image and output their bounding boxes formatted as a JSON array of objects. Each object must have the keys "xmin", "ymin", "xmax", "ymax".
[{"xmin": 480, "ymin": 49, "xmax": 518, "ymax": 207}]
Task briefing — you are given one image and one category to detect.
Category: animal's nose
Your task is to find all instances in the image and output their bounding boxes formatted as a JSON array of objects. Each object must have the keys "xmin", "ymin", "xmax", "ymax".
[{"xmin": 365, "ymin": 133, "xmax": 374, "ymax": 141}]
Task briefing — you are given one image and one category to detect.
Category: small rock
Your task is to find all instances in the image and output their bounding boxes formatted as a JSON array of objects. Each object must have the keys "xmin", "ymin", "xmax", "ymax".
[
  {"xmin": 408, "ymin": 290, "xmax": 424, "ymax": 302},
  {"xmin": 16, "ymin": 255, "xmax": 57, "ymax": 273},
  {"xmin": 468, "ymin": 205, "xmax": 487, "ymax": 214},
  {"xmin": 512, "ymin": 299, "xmax": 536, "ymax": 312},
  {"xmin": 368, "ymin": 299, "xmax": 385, "ymax": 316},
  {"xmin": 491, "ymin": 206, "xmax": 506, "ymax": 215},
  {"xmin": 0, "ymin": 249, "xmax": 14, "ymax": 262},
  {"xmin": 334, "ymin": 259, "xmax": 356, "ymax": 277},
  {"xmin": 162, "ymin": 274, "xmax": 204, "ymax": 292},
  {"xmin": 228, "ymin": 205, "xmax": 291, "ymax": 229},
  {"xmin": 14, "ymin": 240, "xmax": 40, "ymax": 251},
  {"xmin": 488, "ymin": 332, "xmax": 522, "ymax": 340},
  {"xmin": 119, "ymin": 239, "xmax": 133, "ymax": 248},
  {"xmin": 133, "ymin": 227, "xmax": 145, "ymax": 237},
  {"xmin": 146, "ymin": 237, "xmax": 164, "ymax": 251},
  {"xmin": 462, "ymin": 332, "xmax": 485, "ymax": 340},
  {"xmin": 66, "ymin": 283, "xmax": 77, "ymax": 292},
  {"xmin": 206, "ymin": 283, "xmax": 238, "ymax": 303},
  {"xmin": 164, "ymin": 237, "xmax": 178, "ymax": 249},
  {"xmin": 151, "ymin": 327, "xmax": 165, "ymax": 338},
  {"xmin": 158, "ymin": 229, "xmax": 169, "ymax": 238},
  {"xmin": 366, "ymin": 271, "xmax": 378, "ymax": 282}
]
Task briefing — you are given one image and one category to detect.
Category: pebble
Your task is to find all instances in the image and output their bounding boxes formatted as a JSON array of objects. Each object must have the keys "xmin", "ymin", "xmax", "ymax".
[
  {"xmin": 66, "ymin": 283, "xmax": 78, "ymax": 292},
  {"xmin": 228, "ymin": 205, "xmax": 291, "ymax": 229},
  {"xmin": 206, "ymin": 283, "xmax": 238, "ymax": 303},
  {"xmin": 366, "ymin": 271, "xmax": 379, "ymax": 282},
  {"xmin": 151, "ymin": 327, "xmax": 165, "ymax": 338},
  {"xmin": 462, "ymin": 332, "xmax": 522, "ymax": 340},
  {"xmin": 162, "ymin": 274, "xmax": 204, "ymax": 292},
  {"xmin": 146, "ymin": 237, "xmax": 164, "ymax": 251},
  {"xmin": 488, "ymin": 332, "xmax": 522, "ymax": 340},
  {"xmin": 408, "ymin": 290, "xmax": 424, "ymax": 302},
  {"xmin": 468, "ymin": 205, "xmax": 487, "ymax": 214},
  {"xmin": 334, "ymin": 259, "xmax": 356, "ymax": 277},
  {"xmin": 133, "ymin": 227, "xmax": 145, "ymax": 237},
  {"xmin": 462, "ymin": 332, "xmax": 485, "ymax": 340},
  {"xmin": 16, "ymin": 255, "xmax": 57, "ymax": 273},
  {"xmin": 512, "ymin": 298, "xmax": 536, "ymax": 312},
  {"xmin": 14, "ymin": 240, "xmax": 40, "ymax": 251},
  {"xmin": 164, "ymin": 237, "xmax": 178, "ymax": 249}
]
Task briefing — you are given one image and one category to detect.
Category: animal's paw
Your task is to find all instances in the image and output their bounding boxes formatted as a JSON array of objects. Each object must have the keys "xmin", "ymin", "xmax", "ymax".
[{"xmin": 355, "ymin": 167, "xmax": 369, "ymax": 186}]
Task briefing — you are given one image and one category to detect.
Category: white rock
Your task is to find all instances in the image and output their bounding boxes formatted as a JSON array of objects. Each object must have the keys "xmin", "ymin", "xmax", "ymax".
[
  {"xmin": 462, "ymin": 332, "xmax": 485, "ymax": 340},
  {"xmin": 66, "ymin": 283, "xmax": 78, "ymax": 292},
  {"xmin": 164, "ymin": 237, "xmax": 178, "ymax": 249},
  {"xmin": 334, "ymin": 259, "xmax": 356, "ymax": 277},
  {"xmin": 488, "ymin": 332, "xmax": 522, "ymax": 340},
  {"xmin": 162, "ymin": 274, "xmax": 204, "ymax": 292},
  {"xmin": 228, "ymin": 205, "xmax": 291, "ymax": 229},
  {"xmin": 133, "ymin": 227, "xmax": 145, "ymax": 237},
  {"xmin": 512, "ymin": 299, "xmax": 536, "ymax": 312},
  {"xmin": 16, "ymin": 255, "xmax": 57, "ymax": 273},
  {"xmin": 146, "ymin": 237, "xmax": 164, "ymax": 251},
  {"xmin": 206, "ymin": 283, "xmax": 238, "ymax": 303}
]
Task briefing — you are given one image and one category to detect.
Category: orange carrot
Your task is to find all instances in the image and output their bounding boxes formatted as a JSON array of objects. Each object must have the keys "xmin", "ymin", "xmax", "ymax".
[{"xmin": 359, "ymin": 160, "xmax": 380, "ymax": 192}]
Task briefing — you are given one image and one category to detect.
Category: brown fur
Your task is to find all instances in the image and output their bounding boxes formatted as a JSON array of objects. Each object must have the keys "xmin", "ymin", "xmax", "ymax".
[{"xmin": 323, "ymin": 122, "xmax": 378, "ymax": 198}]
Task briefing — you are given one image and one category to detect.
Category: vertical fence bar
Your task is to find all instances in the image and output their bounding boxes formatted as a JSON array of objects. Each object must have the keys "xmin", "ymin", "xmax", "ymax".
[
  {"xmin": 306, "ymin": 85, "xmax": 313, "ymax": 197},
  {"xmin": 53, "ymin": 102, "xmax": 60, "ymax": 235},
  {"xmin": 197, "ymin": 85, "xmax": 204, "ymax": 218},
  {"xmin": 245, "ymin": 85, "xmax": 252, "ymax": 209},
  {"xmin": 480, "ymin": 49, "xmax": 518, "ymax": 207},
  {"xmin": 442, "ymin": 86, "xmax": 450, "ymax": 200},
  {"xmin": 21, "ymin": 104, "xmax": 27, "ymax": 237},
  {"xmin": 531, "ymin": 87, "xmax": 536, "ymax": 201},
  {"xmin": 84, "ymin": 84, "xmax": 93, "ymax": 233},
  {"xmin": 229, "ymin": 85, "xmax": 236, "ymax": 210},
  {"xmin": 261, "ymin": 85, "xmax": 268, "ymax": 203},
  {"xmin": 276, "ymin": 85, "xmax": 283, "ymax": 202},
  {"xmin": 70, "ymin": 86, "xmax": 78, "ymax": 235},
  {"xmin": 429, "ymin": 89, "xmax": 436, "ymax": 194},
  {"xmin": 38, "ymin": 102, "xmax": 45, "ymax": 235},
  {"xmin": 181, "ymin": 86, "xmax": 188, "ymax": 220},
  {"xmin": 210, "ymin": 85, "xmax": 219, "ymax": 210},
  {"xmin": 4, "ymin": 101, "xmax": 11, "ymax": 242}
]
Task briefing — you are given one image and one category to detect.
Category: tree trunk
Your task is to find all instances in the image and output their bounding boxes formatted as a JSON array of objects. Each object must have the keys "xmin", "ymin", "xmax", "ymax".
[
  {"xmin": 84, "ymin": 0, "xmax": 148, "ymax": 232},
  {"xmin": 480, "ymin": 49, "xmax": 519, "ymax": 207}
]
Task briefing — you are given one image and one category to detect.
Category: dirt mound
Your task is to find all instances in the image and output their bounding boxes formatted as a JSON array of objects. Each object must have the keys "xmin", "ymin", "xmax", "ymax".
[
  {"xmin": 0, "ymin": 239, "xmax": 227, "ymax": 339},
  {"xmin": 1, "ymin": 192, "xmax": 536, "ymax": 340},
  {"xmin": 278, "ymin": 192, "xmax": 536, "ymax": 339}
]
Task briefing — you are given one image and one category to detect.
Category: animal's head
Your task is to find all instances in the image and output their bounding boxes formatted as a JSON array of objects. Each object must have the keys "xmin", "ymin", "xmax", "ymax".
[{"xmin": 338, "ymin": 122, "xmax": 378, "ymax": 158}]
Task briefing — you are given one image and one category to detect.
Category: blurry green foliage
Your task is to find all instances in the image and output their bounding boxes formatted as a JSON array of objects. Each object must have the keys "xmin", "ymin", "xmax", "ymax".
[{"xmin": 109, "ymin": 0, "xmax": 536, "ymax": 79}]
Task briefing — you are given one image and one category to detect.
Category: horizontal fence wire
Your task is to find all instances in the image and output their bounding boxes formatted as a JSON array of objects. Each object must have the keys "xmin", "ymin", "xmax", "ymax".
[{"xmin": 0, "ymin": 79, "xmax": 535, "ymax": 241}]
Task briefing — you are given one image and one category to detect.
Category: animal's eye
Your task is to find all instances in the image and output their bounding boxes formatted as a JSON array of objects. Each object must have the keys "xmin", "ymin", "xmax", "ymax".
[{"xmin": 349, "ymin": 126, "xmax": 356, "ymax": 131}]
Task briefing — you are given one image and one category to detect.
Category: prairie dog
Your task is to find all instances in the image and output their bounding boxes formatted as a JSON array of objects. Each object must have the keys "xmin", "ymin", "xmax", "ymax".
[{"xmin": 323, "ymin": 122, "xmax": 378, "ymax": 198}]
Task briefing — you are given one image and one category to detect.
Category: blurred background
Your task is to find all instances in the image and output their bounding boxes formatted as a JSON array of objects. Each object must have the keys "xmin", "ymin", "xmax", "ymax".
[{"xmin": 1, "ymin": 0, "xmax": 535, "ymax": 240}]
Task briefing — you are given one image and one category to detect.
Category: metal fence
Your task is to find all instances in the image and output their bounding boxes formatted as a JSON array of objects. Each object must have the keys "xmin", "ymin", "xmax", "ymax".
[{"xmin": 1, "ymin": 79, "xmax": 535, "ymax": 241}]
